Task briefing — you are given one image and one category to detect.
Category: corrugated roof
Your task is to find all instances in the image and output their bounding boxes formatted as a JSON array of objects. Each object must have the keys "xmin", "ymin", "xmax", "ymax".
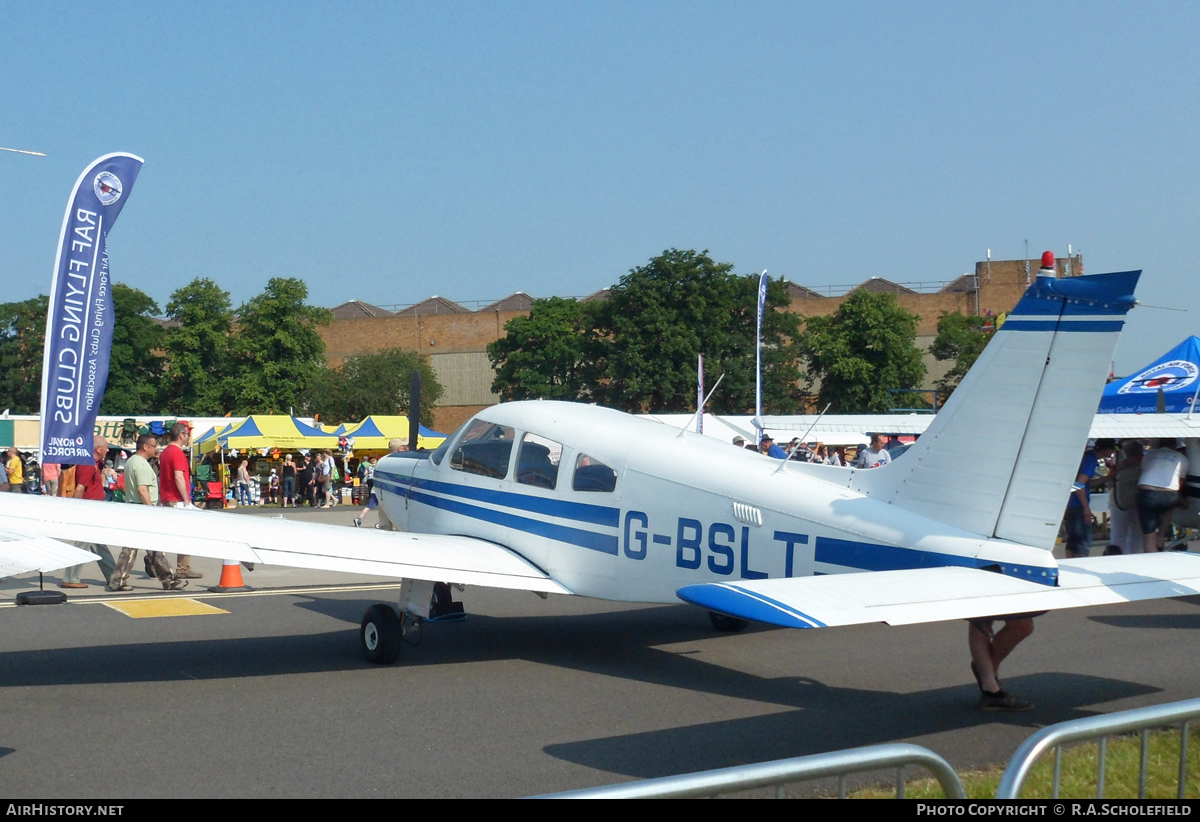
[
  {"xmin": 479, "ymin": 292, "xmax": 534, "ymax": 312},
  {"xmin": 852, "ymin": 277, "xmax": 918, "ymax": 295},
  {"xmin": 784, "ymin": 280, "xmax": 825, "ymax": 299},
  {"xmin": 331, "ymin": 300, "xmax": 392, "ymax": 320},
  {"xmin": 394, "ymin": 296, "xmax": 471, "ymax": 316},
  {"xmin": 939, "ymin": 274, "xmax": 977, "ymax": 294}
]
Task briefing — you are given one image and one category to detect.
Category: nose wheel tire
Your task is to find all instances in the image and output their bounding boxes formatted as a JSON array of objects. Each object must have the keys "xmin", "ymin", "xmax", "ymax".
[
  {"xmin": 708, "ymin": 611, "xmax": 749, "ymax": 632},
  {"xmin": 361, "ymin": 604, "xmax": 402, "ymax": 664}
]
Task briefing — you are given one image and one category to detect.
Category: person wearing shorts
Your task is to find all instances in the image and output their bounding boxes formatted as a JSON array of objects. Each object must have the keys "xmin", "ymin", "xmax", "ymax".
[
  {"xmin": 967, "ymin": 613, "xmax": 1038, "ymax": 712},
  {"xmin": 1136, "ymin": 439, "xmax": 1188, "ymax": 553},
  {"xmin": 1063, "ymin": 439, "xmax": 1116, "ymax": 559}
]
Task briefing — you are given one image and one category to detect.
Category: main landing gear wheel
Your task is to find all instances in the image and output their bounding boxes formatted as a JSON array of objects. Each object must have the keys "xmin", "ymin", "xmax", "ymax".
[
  {"xmin": 361, "ymin": 604, "xmax": 401, "ymax": 664},
  {"xmin": 708, "ymin": 611, "xmax": 749, "ymax": 632}
]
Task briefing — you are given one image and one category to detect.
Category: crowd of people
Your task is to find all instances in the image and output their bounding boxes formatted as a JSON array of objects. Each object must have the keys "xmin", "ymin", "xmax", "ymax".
[
  {"xmin": 1066, "ymin": 437, "xmax": 1191, "ymax": 558},
  {"xmin": 730, "ymin": 431, "xmax": 892, "ymax": 468},
  {"xmin": 7, "ymin": 424, "xmax": 203, "ymax": 593},
  {"xmin": 0, "ymin": 429, "xmax": 415, "ymax": 591}
]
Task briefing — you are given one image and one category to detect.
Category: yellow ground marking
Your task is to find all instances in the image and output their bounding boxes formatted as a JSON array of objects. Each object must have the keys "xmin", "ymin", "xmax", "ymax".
[
  {"xmin": 103, "ymin": 598, "xmax": 230, "ymax": 618},
  {"xmin": 0, "ymin": 581, "xmax": 406, "ymax": 609}
]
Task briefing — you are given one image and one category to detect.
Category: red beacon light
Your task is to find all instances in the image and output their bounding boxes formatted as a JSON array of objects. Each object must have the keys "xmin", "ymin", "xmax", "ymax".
[{"xmin": 1037, "ymin": 251, "xmax": 1057, "ymax": 278}]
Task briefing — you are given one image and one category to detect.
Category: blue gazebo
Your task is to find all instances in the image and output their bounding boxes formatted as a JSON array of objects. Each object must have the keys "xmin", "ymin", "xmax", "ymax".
[{"xmin": 1099, "ymin": 336, "xmax": 1200, "ymax": 414}]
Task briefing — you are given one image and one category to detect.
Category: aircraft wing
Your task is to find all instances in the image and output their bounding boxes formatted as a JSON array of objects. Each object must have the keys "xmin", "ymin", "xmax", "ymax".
[
  {"xmin": 654, "ymin": 412, "xmax": 1200, "ymax": 443},
  {"xmin": 676, "ymin": 552, "xmax": 1200, "ymax": 628},
  {"xmin": 1087, "ymin": 413, "xmax": 1200, "ymax": 440},
  {"xmin": 0, "ymin": 494, "xmax": 571, "ymax": 595},
  {"xmin": 0, "ymin": 529, "xmax": 104, "ymax": 577}
]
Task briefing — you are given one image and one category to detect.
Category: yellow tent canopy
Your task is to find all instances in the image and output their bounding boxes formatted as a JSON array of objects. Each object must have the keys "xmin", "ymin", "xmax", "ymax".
[
  {"xmin": 341, "ymin": 416, "xmax": 447, "ymax": 451},
  {"xmin": 198, "ymin": 415, "xmax": 339, "ymax": 454}
]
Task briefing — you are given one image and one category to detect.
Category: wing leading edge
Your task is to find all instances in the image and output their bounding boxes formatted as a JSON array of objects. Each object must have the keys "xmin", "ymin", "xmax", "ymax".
[
  {"xmin": 0, "ymin": 494, "xmax": 571, "ymax": 595},
  {"xmin": 676, "ymin": 552, "xmax": 1200, "ymax": 629}
]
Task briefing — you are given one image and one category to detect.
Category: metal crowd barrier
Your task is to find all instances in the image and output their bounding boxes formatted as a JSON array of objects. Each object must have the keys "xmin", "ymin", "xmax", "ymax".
[
  {"xmin": 996, "ymin": 697, "xmax": 1200, "ymax": 799},
  {"xmin": 533, "ymin": 743, "xmax": 966, "ymax": 799}
]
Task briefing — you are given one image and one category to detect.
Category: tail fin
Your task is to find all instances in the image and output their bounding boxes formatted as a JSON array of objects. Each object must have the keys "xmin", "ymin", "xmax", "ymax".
[{"xmin": 853, "ymin": 268, "xmax": 1140, "ymax": 550}]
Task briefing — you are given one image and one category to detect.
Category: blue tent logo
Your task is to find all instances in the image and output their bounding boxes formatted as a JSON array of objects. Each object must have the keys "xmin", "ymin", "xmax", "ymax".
[
  {"xmin": 1100, "ymin": 336, "xmax": 1200, "ymax": 413},
  {"xmin": 1117, "ymin": 360, "xmax": 1198, "ymax": 395}
]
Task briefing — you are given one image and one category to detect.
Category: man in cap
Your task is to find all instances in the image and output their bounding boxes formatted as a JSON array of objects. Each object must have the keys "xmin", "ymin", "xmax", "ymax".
[{"xmin": 758, "ymin": 435, "xmax": 788, "ymax": 459}]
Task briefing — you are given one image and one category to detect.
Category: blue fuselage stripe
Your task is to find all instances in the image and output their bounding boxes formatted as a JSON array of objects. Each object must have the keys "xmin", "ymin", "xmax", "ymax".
[
  {"xmin": 1003, "ymin": 320, "xmax": 1124, "ymax": 333},
  {"xmin": 814, "ymin": 537, "xmax": 1057, "ymax": 584},
  {"xmin": 815, "ymin": 537, "xmax": 975, "ymax": 572},
  {"xmin": 374, "ymin": 478, "xmax": 619, "ymax": 556},
  {"xmin": 375, "ymin": 470, "xmax": 619, "ymax": 527}
]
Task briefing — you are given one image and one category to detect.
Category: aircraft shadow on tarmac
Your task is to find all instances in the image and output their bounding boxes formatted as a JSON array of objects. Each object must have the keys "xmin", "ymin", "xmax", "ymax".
[
  {"xmin": 540, "ymin": 671, "xmax": 1159, "ymax": 780},
  {"xmin": 0, "ymin": 599, "xmax": 1161, "ymax": 774},
  {"xmin": 1088, "ymin": 594, "xmax": 1200, "ymax": 630}
]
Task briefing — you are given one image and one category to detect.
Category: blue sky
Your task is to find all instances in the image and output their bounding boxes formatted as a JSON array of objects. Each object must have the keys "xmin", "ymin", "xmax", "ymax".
[{"xmin": 2, "ymin": 2, "xmax": 1197, "ymax": 371}]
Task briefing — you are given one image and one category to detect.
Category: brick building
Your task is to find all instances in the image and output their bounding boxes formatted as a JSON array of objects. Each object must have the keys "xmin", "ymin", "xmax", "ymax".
[{"xmin": 322, "ymin": 257, "xmax": 1080, "ymax": 430}]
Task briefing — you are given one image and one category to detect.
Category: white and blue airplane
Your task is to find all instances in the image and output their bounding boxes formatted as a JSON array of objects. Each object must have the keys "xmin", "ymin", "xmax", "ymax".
[{"xmin": 3, "ymin": 262, "xmax": 1200, "ymax": 664}]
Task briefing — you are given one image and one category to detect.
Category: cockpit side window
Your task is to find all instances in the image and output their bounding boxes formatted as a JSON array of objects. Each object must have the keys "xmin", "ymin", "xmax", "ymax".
[
  {"xmin": 516, "ymin": 433, "xmax": 562, "ymax": 490},
  {"xmin": 430, "ymin": 422, "xmax": 467, "ymax": 466},
  {"xmin": 450, "ymin": 420, "xmax": 516, "ymax": 479},
  {"xmin": 572, "ymin": 453, "xmax": 617, "ymax": 493}
]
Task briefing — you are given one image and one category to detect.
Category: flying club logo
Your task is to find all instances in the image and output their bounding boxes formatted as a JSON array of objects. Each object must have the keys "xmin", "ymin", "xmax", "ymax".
[
  {"xmin": 1117, "ymin": 360, "xmax": 1199, "ymax": 395},
  {"xmin": 93, "ymin": 171, "xmax": 122, "ymax": 206}
]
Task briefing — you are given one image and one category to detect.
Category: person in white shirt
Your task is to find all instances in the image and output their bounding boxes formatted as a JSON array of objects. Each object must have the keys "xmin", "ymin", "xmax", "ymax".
[
  {"xmin": 1136, "ymin": 439, "xmax": 1189, "ymax": 553},
  {"xmin": 855, "ymin": 434, "xmax": 892, "ymax": 469}
]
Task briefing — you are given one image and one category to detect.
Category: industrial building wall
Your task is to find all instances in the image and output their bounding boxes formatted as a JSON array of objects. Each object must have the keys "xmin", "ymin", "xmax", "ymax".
[
  {"xmin": 431, "ymin": 352, "xmax": 500, "ymax": 406},
  {"xmin": 320, "ymin": 257, "xmax": 1074, "ymax": 428}
]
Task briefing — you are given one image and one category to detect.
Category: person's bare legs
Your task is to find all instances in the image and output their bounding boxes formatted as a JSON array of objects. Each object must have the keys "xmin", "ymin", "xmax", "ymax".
[
  {"xmin": 969, "ymin": 618, "xmax": 1034, "ymax": 695},
  {"xmin": 1143, "ymin": 530, "xmax": 1161, "ymax": 553},
  {"xmin": 968, "ymin": 621, "xmax": 1001, "ymax": 692},
  {"xmin": 990, "ymin": 618, "xmax": 1034, "ymax": 673}
]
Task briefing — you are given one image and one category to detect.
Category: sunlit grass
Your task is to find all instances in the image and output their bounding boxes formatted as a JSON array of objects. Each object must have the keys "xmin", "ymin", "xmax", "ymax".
[{"xmin": 844, "ymin": 728, "xmax": 1199, "ymax": 799}]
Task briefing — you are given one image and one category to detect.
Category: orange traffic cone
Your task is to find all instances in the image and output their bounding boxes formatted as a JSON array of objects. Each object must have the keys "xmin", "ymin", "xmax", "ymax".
[{"xmin": 209, "ymin": 559, "xmax": 252, "ymax": 593}]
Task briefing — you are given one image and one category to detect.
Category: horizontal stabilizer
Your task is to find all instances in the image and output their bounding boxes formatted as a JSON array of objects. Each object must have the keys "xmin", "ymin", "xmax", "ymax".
[
  {"xmin": 0, "ymin": 530, "xmax": 103, "ymax": 577},
  {"xmin": 676, "ymin": 552, "xmax": 1200, "ymax": 629}
]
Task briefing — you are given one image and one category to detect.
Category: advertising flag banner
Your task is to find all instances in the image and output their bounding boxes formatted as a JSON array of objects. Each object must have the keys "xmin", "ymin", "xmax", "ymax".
[
  {"xmin": 39, "ymin": 153, "xmax": 144, "ymax": 464},
  {"xmin": 755, "ymin": 270, "xmax": 768, "ymax": 442}
]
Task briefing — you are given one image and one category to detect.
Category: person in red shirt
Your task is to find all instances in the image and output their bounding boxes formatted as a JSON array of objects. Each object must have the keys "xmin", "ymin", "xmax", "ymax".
[
  {"xmin": 158, "ymin": 422, "xmax": 202, "ymax": 579},
  {"xmin": 58, "ymin": 435, "xmax": 118, "ymax": 589}
]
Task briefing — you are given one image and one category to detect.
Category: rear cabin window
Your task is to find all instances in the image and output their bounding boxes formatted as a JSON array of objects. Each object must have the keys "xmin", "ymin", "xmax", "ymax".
[
  {"xmin": 450, "ymin": 420, "xmax": 516, "ymax": 479},
  {"xmin": 572, "ymin": 454, "xmax": 617, "ymax": 493},
  {"xmin": 516, "ymin": 433, "xmax": 563, "ymax": 490}
]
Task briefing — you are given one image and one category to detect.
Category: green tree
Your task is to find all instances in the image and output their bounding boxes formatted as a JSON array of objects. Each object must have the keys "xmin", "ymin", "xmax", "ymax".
[
  {"xmin": 0, "ymin": 295, "xmax": 48, "ymax": 414},
  {"xmin": 929, "ymin": 311, "xmax": 993, "ymax": 400},
  {"xmin": 487, "ymin": 297, "xmax": 595, "ymax": 401},
  {"xmin": 303, "ymin": 349, "xmax": 442, "ymax": 426},
  {"xmin": 589, "ymin": 249, "xmax": 804, "ymax": 414},
  {"xmin": 229, "ymin": 278, "xmax": 332, "ymax": 413},
  {"xmin": 161, "ymin": 278, "xmax": 234, "ymax": 415},
  {"xmin": 100, "ymin": 283, "xmax": 166, "ymax": 414},
  {"xmin": 797, "ymin": 290, "xmax": 926, "ymax": 412}
]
